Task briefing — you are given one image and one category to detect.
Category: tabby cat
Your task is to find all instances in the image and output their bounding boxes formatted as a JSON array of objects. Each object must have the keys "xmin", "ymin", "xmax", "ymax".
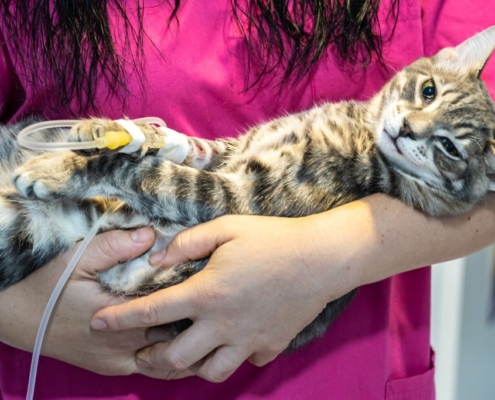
[{"xmin": 2, "ymin": 27, "xmax": 495, "ymax": 350}]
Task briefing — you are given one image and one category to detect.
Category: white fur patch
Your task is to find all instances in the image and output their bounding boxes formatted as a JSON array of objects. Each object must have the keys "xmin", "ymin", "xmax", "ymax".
[
  {"xmin": 98, "ymin": 255, "xmax": 158, "ymax": 293},
  {"xmin": 0, "ymin": 197, "xmax": 16, "ymax": 227},
  {"xmin": 98, "ymin": 225, "xmax": 185, "ymax": 294}
]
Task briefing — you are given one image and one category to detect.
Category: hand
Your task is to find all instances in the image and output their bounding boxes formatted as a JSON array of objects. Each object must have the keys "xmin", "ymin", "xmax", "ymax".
[
  {"xmin": 91, "ymin": 215, "xmax": 358, "ymax": 382},
  {"xmin": 0, "ymin": 227, "xmax": 191, "ymax": 379},
  {"xmin": 91, "ymin": 193, "xmax": 495, "ymax": 383}
]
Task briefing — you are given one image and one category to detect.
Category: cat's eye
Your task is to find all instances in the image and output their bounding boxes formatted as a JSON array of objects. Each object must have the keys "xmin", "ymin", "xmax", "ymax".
[
  {"xmin": 422, "ymin": 80, "xmax": 436, "ymax": 103},
  {"xmin": 439, "ymin": 137, "xmax": 460, "ymax": 158}
]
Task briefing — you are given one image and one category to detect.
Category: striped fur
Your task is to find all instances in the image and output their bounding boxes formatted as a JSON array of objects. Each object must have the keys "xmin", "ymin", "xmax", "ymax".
[{"xmin": 4, "ymin": 27, "xmax": 495, "ymax": 350}]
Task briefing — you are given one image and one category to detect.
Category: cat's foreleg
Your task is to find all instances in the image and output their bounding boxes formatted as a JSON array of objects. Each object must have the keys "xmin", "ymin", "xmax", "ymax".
[
  {"xmin": 182, "ymin": 136, "xmax": 237, "ymax": 170},
  {"xmin": 69, "ymin": 118, "xmax": 240, "ymax": 171},
  {"xmin": 14, "ymin": 152, "xmax": 245, "ymax": 225}
]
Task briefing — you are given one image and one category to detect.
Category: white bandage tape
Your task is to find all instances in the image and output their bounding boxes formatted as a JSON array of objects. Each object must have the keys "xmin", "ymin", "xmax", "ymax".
[
  {"xmin": 115, "ymin": 119, "xmax": 146, "ymax": 154},
  {"xmin": 158, "ymin": 126, "xmax": 190, "ymax": 164}
]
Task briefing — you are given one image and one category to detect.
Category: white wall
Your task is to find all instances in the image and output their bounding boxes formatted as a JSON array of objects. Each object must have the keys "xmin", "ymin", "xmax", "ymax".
[{"xmin": 432, "ymin": 246, "xmax": 495, "ymax": 400}]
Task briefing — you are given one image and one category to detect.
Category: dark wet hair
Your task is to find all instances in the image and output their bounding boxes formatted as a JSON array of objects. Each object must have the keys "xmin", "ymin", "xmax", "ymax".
[{"xmin": 0, "ymin": 0, "xmax": 399, "ymax": 114}]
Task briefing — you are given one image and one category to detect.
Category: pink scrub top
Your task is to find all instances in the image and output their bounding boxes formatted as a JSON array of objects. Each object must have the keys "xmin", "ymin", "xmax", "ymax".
[{"xmin": 0, "ymin": 0, "xmax": 493, "ymax": 399}]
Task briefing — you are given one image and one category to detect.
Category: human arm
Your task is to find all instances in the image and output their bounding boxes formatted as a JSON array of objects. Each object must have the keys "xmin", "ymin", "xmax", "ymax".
[
  {"xmin": 90, "ymin": 193, "xmax": 495, "ymax": 382},
  {"xmin": 0, "ymin": 227, "xmax": 192, "ymax": 379}
]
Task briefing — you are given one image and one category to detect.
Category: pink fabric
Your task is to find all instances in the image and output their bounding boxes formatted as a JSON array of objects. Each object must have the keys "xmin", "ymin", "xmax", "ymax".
[{"xmin": 0, "ymin": 0, "xmax": 493, "ymax": 398}]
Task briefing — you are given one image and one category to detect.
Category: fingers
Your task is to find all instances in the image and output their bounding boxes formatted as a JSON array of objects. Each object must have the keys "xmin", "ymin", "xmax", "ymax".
[
  {"xmin": 91, "ymin": 283, "xmax": 196, "ymax": 330},
  {"xmin": 248, "ymin": 351, "xmax": 279, "ymax": 367},
  {"xmin": 136, "ymin": 340, "xmax": 250, "ymax": 383},
  {"xmin": 79, "ymin": 227, "xmax": 156, "ymax": 275},
  {"xmin": 190, "ymin": 345, "xmax": 250, "ymax": 382},
  {"xmin": 137, "ymin": 366, "xmax": 195, "ymax": 380},
  {"xmin": 141, "ymin": 328, "xmax": 280, "ymax": 379},
  {"xmin": 136, "ymin": 322, "xmax": 223, "ymax": 371},
  {"xmin": 145, "ymin": 326, "xmax": 178, "ymax": 345},
  {"xmin": 149, "ymin": 218, "xmax": 232, "ymax": 267},
  {"xmin": 134, "ymin": 341, "xmax": 196, "ymax": 379}
]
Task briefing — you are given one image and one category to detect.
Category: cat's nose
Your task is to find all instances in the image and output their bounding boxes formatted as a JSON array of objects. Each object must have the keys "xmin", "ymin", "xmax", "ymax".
[{"xmin": 398, "ymin": 119, "xmax": 415, "ymax": 140}]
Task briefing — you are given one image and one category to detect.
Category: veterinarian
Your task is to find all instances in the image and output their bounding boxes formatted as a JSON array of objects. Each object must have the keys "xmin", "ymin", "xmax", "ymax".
[{"xmin": 0, "ymin": 0, "xmax": 493, "ymax": 399}]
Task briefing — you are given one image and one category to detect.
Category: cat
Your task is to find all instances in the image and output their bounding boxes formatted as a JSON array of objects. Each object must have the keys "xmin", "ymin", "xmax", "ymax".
[{"xmin": 2, "ymin": 26, "xmax": 495, "ymax": 350}]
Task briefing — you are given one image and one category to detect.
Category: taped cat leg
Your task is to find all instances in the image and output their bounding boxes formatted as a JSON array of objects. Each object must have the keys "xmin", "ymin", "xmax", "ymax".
[
  {"xmin": 68, "ymin": 118, "xmax": 239, "ymax": 171},
  {"xmin": 182, "ymin": 136, "xmax": 238, "ymax": 170},
  {"xmin": 68, "ymin": 118, "xmax": 156, "ymax": 157}
]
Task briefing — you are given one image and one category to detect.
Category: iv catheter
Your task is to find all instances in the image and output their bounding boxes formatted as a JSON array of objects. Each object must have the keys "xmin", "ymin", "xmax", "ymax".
[{"xmin": 18, "ymin": 117, "xmax": 167, "ymax": 152}]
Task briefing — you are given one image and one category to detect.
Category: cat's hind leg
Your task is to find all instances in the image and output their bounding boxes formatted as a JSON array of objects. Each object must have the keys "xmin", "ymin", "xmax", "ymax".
[{"xmin": 0, "ymin": 189, "xmax": 110, "ymax": 289}]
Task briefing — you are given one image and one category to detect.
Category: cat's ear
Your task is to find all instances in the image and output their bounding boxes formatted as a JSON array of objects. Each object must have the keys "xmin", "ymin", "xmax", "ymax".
[
  {"xmin": 485, "ymin": 139, "xmax": 495, "ymax": 191},
  {"xmin": 435, "ymin": 26, "xmax": 495, "ymax": 77}
]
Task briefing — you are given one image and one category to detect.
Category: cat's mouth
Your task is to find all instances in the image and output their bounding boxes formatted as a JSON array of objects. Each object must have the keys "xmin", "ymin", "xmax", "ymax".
[
  {"xmin": 393, "ymin": 138, "xmax": 403, "ymax": 155},
  {"xmin": 384, "ymin": 130, "xmax": 403, "ymax": 155}
]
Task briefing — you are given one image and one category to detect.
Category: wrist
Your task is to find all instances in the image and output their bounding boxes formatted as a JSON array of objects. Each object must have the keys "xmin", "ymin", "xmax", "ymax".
[
  {"xmin": 300, "ymin": 192, "xmax": 495, "ymax": 296},
  {"xmin": 0, "ymin": 279, "xmax": 39, "ymax": 351},
  {"xmin": 297, "ymin": 195, "xmax": 425, "ymax": 296},
  {"xmin": 0, "ymin": 254, "xmax": 68, "ymax": 352},
  {"xmin": 293, "ymin": 212, "xmax": 369, "ymax": 303}
]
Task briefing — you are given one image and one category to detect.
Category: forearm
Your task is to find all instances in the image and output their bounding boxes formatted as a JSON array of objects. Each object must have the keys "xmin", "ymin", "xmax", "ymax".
[
  {"xmin": 88, "ymin": 194, "xmax": 495, "ymax": 379},
  {"xmin": 0, "ymin": 283, "xmax": 33, "ymax": 349},
  {"xmin": 305, "ymin": 193, "xmax": 495, "ymax": 289},
  {"xmin": 0, "ymin": 228, "xmax": 179, "ymax": 378},
  {"xmin": 0, "ymin": 260, "xmax": 60, "ymax": 351}
]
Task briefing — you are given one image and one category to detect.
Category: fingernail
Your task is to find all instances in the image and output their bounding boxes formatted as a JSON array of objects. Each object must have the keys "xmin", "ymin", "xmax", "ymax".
[
  {"xmin": 131, "ymin": 228, "xmax": 154, "ymax": 243},
  {"xmin": 91, "ymin": 318, "xmax": 108, "ymax": 330},
  {"xmin": 149, "ymin": 250, "xmax": 166, "ymax": 266}
]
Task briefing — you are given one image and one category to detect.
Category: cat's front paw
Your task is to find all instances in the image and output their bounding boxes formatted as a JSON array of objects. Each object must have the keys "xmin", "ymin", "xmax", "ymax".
[
  {"xmin": 13, "ymin": 153, "xmax": 83, "ymax": 199},
  {"xmin": 69, "ymin": 118, "xmax": 159, "ymax": 157},
  {"xmin": 68, "ymin": 118, "xmax": 124, "ymax": 155}
]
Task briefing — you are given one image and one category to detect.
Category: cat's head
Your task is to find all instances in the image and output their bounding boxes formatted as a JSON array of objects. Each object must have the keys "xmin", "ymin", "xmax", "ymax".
[{"xmin": 374, "ymin": 26, "xmax": 495, "ymax": 215}]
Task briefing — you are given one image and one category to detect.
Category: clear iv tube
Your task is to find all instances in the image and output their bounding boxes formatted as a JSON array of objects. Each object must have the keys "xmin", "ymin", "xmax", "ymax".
[
  {"xmin": 18, "ymin": 117, "xmax": 166, "ymax": 151},
  {"xmin": 22, "ymin": 116, "xmax": 165, "ymax": 399},
  {"xmin": 25, "ymin": 202, "xmax": 124, "ymax": 400}
]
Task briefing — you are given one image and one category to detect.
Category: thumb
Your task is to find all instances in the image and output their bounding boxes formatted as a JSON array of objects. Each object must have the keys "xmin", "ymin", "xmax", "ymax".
[
  {"xmin": 149, "ymin": 218, "xmax": 232, "ymax": 268},
  {"xmin": 79, "ymin": 227, "xmax": 156, "ymax": 274}
]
